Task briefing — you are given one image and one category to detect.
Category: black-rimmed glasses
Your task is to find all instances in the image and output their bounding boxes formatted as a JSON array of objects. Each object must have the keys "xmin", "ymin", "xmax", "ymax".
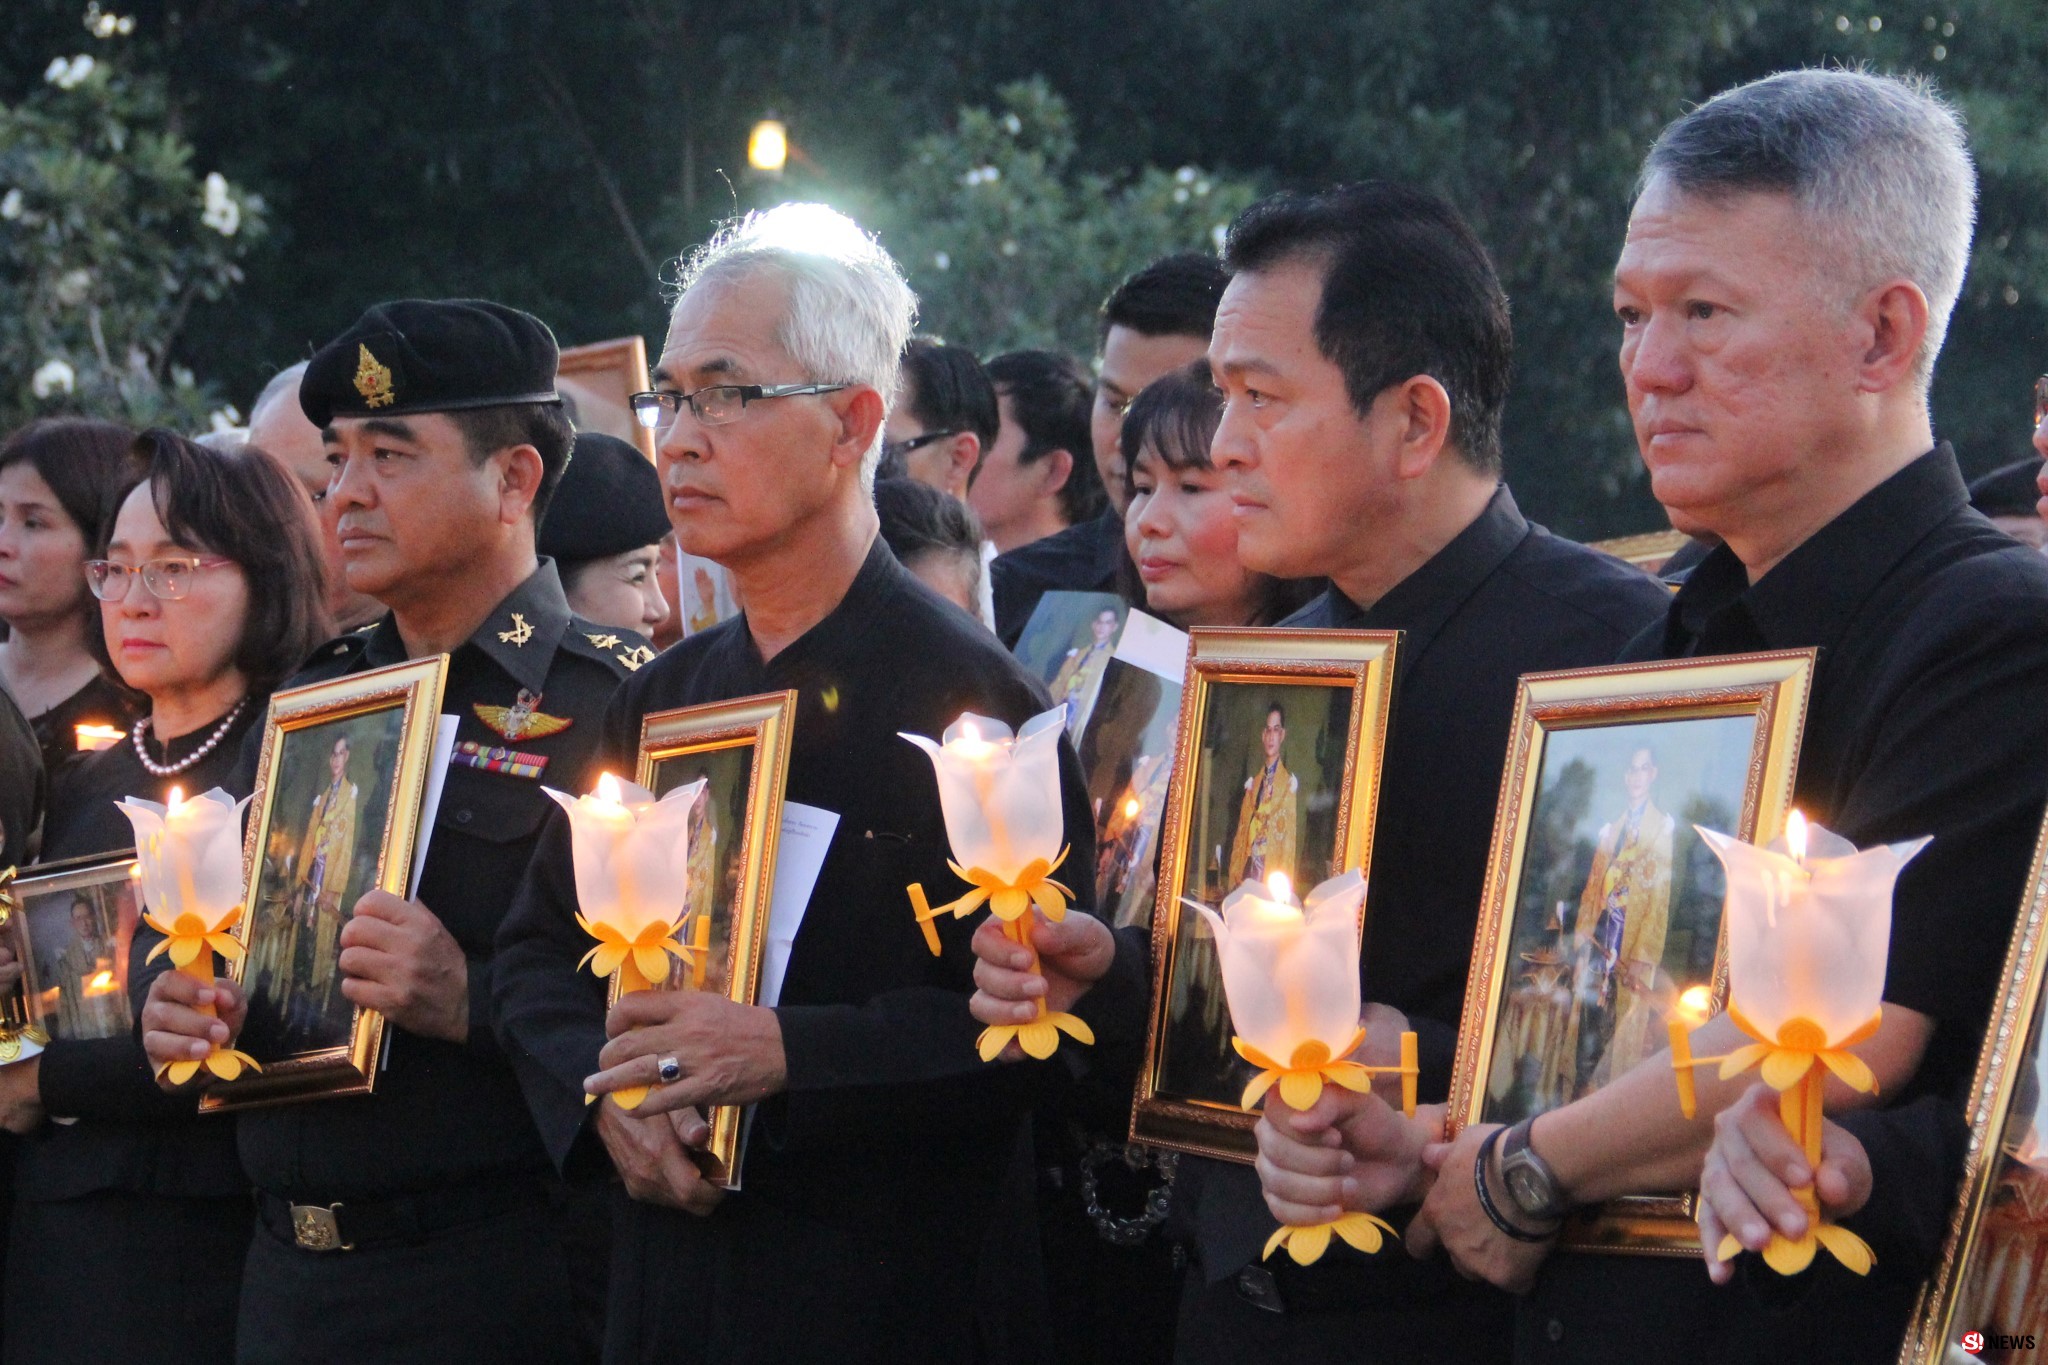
[
  {"xmin": 629, "ymin": 383, "xmax": 849, "ymax": 432},
  {"xmin": 880, "ymin": 429, "xmax": 962, "ymax": 464}
]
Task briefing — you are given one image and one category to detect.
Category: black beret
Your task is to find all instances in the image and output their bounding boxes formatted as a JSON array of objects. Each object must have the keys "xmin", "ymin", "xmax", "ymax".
[
  {"xmin": 1968, "ymin": 457, "xmax": 2044, "ymax": 519},
  {"xmin": 539, "ymin": 432, "xmax": 670, "ymax": 565},
  {"xmin": 300, "ymin": 298, "xmax": 562, "ymax": 428}
]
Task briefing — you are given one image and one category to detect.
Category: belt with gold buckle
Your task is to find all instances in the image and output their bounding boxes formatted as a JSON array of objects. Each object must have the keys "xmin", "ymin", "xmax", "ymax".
[{"xmin": 289, "ymin": 1202, "xmax": 354, "ymax": 1252}]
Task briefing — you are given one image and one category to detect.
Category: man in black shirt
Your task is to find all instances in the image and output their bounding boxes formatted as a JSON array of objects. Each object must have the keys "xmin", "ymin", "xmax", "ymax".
[
  {"xmin": 1264, "ymin": 70, "xmax": 2048, "ymax": 1365},
  {"xmin": 141, "ymin": 299, "xmax": 638, "ymax": 1364},
  {"xmin": 493, "ymin": 205, "xmax": 1096, "ymax": 1363},
  {"xmin": 991, "ymin": 254, "xmax": 1226, "ymax": 645},
  {"xmin": 971, "ymin": 184, "xmax": 1668, "ymax": 1362}
]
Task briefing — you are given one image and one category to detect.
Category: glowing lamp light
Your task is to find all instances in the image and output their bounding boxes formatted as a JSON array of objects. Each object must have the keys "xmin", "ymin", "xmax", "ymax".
[
  {"xmin": 748, "ymin": 118, "xmax": 788, "ymax": 174},
  {"xmin": 74, "ymin": 722, "xmax": 123, "ymax": 752},
  {"xmin": 1121, "ymin": 797, "xmax": 1142, "ymax": 820}
]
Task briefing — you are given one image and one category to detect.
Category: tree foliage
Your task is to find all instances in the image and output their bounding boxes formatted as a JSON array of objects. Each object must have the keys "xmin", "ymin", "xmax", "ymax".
[{"xmin": 0, "ymin": 1, "xmax": 2042, "ymax": 535}]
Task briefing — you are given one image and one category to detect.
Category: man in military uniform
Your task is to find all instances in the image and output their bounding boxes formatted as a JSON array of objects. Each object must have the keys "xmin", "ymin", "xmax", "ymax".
[
  {"xmin": 1226, "ymin": 703, "xmax": 1298, "ymax": 888},
  {"xmin": 140, "ymin": 298, "xmax": 643, "ymax": 1364}
]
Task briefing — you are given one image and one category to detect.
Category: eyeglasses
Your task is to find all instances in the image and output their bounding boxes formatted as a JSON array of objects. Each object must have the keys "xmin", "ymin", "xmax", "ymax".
[
  {"xmin": 629, "ymin": 383, "xmax": 849, "ymax": 432},
  {"xmin": 2034, "ymin": 376, "xmax": 2048, "ymax": 427},
  {"xmin": 880, "ymin": 430, "xmax": 962, "ymax": 464},
  {"xmin": 84, "ymin": 556, "xmax": 234, "ymax": 602}
]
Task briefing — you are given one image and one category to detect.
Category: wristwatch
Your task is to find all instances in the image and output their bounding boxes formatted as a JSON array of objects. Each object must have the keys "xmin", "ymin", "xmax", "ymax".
[{"xmin": 1498, "ymin": 1118, "xmax": 1570, "ymax": 1225}]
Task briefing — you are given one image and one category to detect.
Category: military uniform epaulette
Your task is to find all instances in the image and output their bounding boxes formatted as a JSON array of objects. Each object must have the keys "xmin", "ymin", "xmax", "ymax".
[
  {"xmin": 285, "ymin": 629, "xmax": 375, "ymax": 688},
  {"xmin": 560, "ymin": 618, "xmax": 658, "ymax": 675}
]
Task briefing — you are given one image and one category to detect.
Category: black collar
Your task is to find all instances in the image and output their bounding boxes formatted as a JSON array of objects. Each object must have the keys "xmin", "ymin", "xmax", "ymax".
[
  {"xmin": 1662, "ymin": 445, "xmax": 1967, "ymax": 656},
  {"xmin": 717, "ymin": 534, "xmax": 906, "ymax": 681},
  {"xmin": 1313, "ymin": 485, "xmax": 1530, "ymax": 656},
  {"xmin": 360, "ymin": 559, "xmax": 573, "ymax": 692}
]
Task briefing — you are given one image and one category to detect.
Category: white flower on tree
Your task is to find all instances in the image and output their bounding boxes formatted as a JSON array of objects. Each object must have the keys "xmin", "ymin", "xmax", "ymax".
[
  {"xmin": 201, "ymin": 172, "xmax": 240, "ymax": 236},
  {"xmin": 31, "ymin": 359, "xmax": 75, "ymax": 398},
  {"xmin": 43, "ymin": 55, "xmax": 96, "ymax": 89}
]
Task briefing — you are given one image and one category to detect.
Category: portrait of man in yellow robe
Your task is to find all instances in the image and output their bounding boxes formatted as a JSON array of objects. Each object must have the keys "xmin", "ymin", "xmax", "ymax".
[
  {"xmin": 1049, "ymin": 607, "xmax": 1119, "ymax": 736},
  {"xmin": 293, "ymin": 734, "xmax": 361, "ymax": 1002},
  {"xmin": 1551, "ymin": 744, "xmax": 1673, "ymax": 1099},
  {"xmin": 1227, "ymin": 703, "xmax": 1298, "ymax": 888}
]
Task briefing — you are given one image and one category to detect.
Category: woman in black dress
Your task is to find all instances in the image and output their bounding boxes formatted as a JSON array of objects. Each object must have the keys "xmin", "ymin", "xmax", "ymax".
[
  {"xmin": 1, "ymin": 430, "xmax": 330, "ymax": 1364},
  {"xmin": 0, "ymin": 420, "xmax": 143, "ymax": 792}
]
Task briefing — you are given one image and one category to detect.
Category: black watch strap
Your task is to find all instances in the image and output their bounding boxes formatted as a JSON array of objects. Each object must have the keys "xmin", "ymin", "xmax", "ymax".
[{"xmin": 1475, "ymin": 1126, "xmax": 1559, "ymax": 1244}]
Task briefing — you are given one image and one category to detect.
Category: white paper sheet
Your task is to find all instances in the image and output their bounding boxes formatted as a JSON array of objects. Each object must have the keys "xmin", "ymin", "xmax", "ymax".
[
  {"xmin": 1112, "ymin": 608, "xmax": 1190, "ymax": 682},
  {"xmin": 407, "ymin": 715, "xmax": 460, "ymax": 901},
  {"xmin": 757, "ymin": 801, "xmax": 839, "ymax": 1008}
]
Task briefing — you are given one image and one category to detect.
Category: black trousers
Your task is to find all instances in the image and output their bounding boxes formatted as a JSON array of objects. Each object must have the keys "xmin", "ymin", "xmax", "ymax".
[
  {"xmin": 1173, "ymin": 1254, "xmax": 1515, "ymax": 1365},
  {"xmin": 5, "ymin": 1189, "xmax": 250, "ymax": 1365},
  {"xmin": 237, "ymin": 1193, "xmax": 587, "ymax": 1365}
]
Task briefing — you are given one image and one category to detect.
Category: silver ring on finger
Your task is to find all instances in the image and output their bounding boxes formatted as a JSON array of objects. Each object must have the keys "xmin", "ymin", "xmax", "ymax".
[{"xmin": 657, "ymin": 1055, "xmax": 682, "ymax": 1084}]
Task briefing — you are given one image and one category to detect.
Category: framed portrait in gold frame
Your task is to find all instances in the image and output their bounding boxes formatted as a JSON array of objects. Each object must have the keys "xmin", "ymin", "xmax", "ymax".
[
  {"xmin": 558, "ymin": 336, "xmax": 656, "ymax": 462},
  {"xmin": 1589, "ymin": 528, "xmax": 1694, "ymax": 577},
  {"xmin": 632, "ymin": 689, "xmax": 797, "ymax": 1187},
  {"xmin": 203, "ymin": 656, "xmax": 448, "ymax": 1111},
  {"xmin": 7, "ymin": 851, "xmax": 141, "ymax": 1046},
  {"xmin": 1446, "ymin": 649, "xmax": 1816, "ymax": 1254},
  {"xmin": 1130, "ymin": 627, "xmax": 1399, "ymax": 1163},
  {"xmin": 1898, "ymin": 805, "xmax": 2048, "ymax": 1361}
]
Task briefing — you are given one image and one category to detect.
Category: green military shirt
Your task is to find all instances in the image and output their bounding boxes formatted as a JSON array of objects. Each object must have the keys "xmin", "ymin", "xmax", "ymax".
[{"xmin": 236, "ymin": 560, "xmax": 649, "ymax": 1201}]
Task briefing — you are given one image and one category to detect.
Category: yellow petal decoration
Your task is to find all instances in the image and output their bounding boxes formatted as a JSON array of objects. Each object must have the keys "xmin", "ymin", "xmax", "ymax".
[
  {"xmin": 573, "ymin": 911, "xmax": 699, "ymax": 1112},
  {"xmin": 949, "ymin": 875, "xmax": 1091, "ymax": 1062},
  {"xmin": 911, "ymin": 847, "xmax": 1075, "ymax": 940},
  {"xmin": 1232, "ymin": 1029, "xmax": 1414, "ymax": 1115},
  {"xmin": 1262, "ymin": 1211, "xmax": 1400, "ymax": 1266},
  {"xmin": 144, "ymin": 905, "xmax": 262, "ymax": 1084}
]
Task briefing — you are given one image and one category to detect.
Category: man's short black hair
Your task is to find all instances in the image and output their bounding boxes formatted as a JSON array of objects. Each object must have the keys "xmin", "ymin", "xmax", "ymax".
[
  {"xmin": 447, "ymin": 402, "xmax": 576, "ymax": 524},
  {"xmin": 897, "ymin": 336, "xmax": 1000, "ymax": 450},
  {"xmin": 1100, "ymin": 252, "xmax": 1229, "ymax": 344},
  {"xmin": 984, "ymin": 350, "xmax": 1105, "ymax": 526},
  {"xmin": 1221, "ymin": 183, "xmax": 1513, "ymax": 473}
]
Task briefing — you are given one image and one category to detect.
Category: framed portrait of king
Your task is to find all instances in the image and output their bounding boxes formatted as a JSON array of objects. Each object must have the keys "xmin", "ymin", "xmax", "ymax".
[
  {"xmin": 1900, "ymin": 803, "xmax": 2048, "ymax": 1361},
  {"xmin": 5, "ymin": 852, "xmax": 143, "ymax": 1049},
  {"xmin": 1447, "ymin": 649, "xmax": 1816, "ymax": 1254},
  {"xmin": 633, "ymin": 689, "xmax": 797, "ymax": 1187},
  {"xmin": 203, "ymin": 656, "xmax": 448, "ymax": 1111},
  {"xmin": 1130, "ymin": 627, "xmax": 1399, "ymax": 1162}
]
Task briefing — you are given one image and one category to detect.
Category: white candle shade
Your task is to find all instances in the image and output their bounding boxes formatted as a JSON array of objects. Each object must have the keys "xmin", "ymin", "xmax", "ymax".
[
  {"xmin": 545, "ymin": 775, "xmax": 707, "ymax": 946},
  {"xmin": 1698, "ymin": 822, "xmax": 1929, "ymax": 1045},
  {"xmin": 1193, "ymin": 868, "xmax": 1366, "ymax": 1068},
  {"xmin": 116, "ymin": 787, "xmax": 248, "ymax": 931},
  {"xmin": 901, "ymin": 710, "xmax": 1066, "ymax": 883}
]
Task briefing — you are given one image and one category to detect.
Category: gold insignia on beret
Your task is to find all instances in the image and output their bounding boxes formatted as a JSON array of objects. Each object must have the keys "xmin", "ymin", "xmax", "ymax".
[
  {"xmin": 355, "ymin": 344, "xmax": 395, "ymax": 409},
  {"xmin": 498, "ymin": 612, "xmax": 534, "ymax": 647},
  {"xmin": 584, "ymin": 632, "xmax": 623, "ymax": 650}
]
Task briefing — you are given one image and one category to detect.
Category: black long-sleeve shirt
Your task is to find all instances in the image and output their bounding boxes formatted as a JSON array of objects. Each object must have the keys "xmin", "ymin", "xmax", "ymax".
[
  {"xmin": 1519, "ymin": 447, "xmax": 2048, "ymax": 1365},
  {"xmin": 494, "ymin": 538, "xmax": 1097, "ymax": 1363}
]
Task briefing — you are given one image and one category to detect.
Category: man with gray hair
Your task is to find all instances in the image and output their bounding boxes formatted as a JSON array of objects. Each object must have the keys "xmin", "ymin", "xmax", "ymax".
[
  {"xmin": 495, "ymin": 203, "xmax": 1096, "ymax": 1361},
  {"xmin": 1254, "ymin": 69, "xmax": 2048, "ymax": 1362},
  {"xmin": 247, "ymin": 359, "xmax": 383, "ymax": 631}
]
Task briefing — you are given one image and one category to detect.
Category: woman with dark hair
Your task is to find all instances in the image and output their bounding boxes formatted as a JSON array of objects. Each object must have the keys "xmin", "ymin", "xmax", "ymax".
[
  {"xmin": 0, "ymin": 430, "xmax": 330, "ymax": 1363},
  {"xmin": 1121, "ymin": 361, "xmax": 1321, "ymax": 627},
  {"xmin": 875, "ymin": 476, "xmax": 988, "ymax": 617},
  {"xmin": 0, "ymin": 419, "xmax": 144, "ymax": 783}
]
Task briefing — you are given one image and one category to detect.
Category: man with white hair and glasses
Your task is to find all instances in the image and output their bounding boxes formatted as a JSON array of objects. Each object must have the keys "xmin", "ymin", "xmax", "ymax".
[
  {"xmin": 495, "ymin": 203, "xmax": 1095, "ymax": 1362},
  {"xmin": 1253, "ymin": 69, "xmax": 2048, "ymax": 1362}
]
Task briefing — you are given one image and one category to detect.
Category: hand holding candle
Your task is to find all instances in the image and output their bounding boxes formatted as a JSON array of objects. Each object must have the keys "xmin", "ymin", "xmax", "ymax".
[
  {"xmin": 119, "ymin": 786, "xmax": 261, "ymax": 1084},
  {"xmin": 1192, "ymin": 868, "xmax": 1419, "ymax": 1265},
  {"xmin": 1674, "ymin": 811, "xmax": 1928, "ymax": 1276},
  {"xmin": 902, "ymin": 710, "xmax": 1093, "ymax": 1061},
  {"xmin": 546, "ymin": 771, "xmax": 707, "ymax": 1109}
]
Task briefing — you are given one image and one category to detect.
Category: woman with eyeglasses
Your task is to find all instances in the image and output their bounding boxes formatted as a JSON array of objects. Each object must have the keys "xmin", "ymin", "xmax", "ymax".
[
  {"xmin": 3, "ymin": 430, "xmax": 329, "ymax": 1364},
  {"xmin": 0, "ymin": 419, "xmax": 145, "ymax": 790}
]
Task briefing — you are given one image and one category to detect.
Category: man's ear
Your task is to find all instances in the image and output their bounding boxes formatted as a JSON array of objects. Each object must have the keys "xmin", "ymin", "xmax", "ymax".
[
  {"xmin": 948, "ymin": 432, "xmax": 983, "ymax": 483},
  {"xmin": 1855, "ymin": 278, "xmax": 1931, "ymax": 396},
  {"xmin": 496, "ymin": 444, "xmax": 545, "ymax": 525},
  {"xmin": 1036, "ymin": 447, "xmax": 1075, "ymax": 498},
  {"xmin": 1387, "ymin": 375, "xmax": 1454, "ymax": 481},
  {"xmin": 828, "ymin": 386, "xmax": 886, "ymax": 471}
]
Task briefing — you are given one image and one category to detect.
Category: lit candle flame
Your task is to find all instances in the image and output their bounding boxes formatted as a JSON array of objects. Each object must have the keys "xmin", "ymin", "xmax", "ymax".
[
  {"xmin": 1266, "ymin": 872, "xmax": 1293, "ymax": 905},
  {"xmin": 1786, "ymin": 809, "xmax": 1808, "ymax": 866},
  {"xmin": 73, "ymin": 722, "xmax": 123, "ymax": 752},
  {"xmin": 1676, "ymin": 984, "xmax": 1713, "ymax": 1024},
  {"xmin": 166, "ymin": 785, "xmax": 184, "ymax": 811},
  {"xmin": 1121, "ymin": 797, "xmax": 1141, "ymax": 820},
  {"xmin": 87, "ymin": 970, "xmax": 115, "ymax": 994},
  {"xmin": 595, "ymin": 772, "xmax": 623, "ymax": 805}
]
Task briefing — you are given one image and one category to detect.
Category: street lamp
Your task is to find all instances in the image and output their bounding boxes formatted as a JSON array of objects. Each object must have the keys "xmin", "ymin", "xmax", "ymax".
[{"xmin": 748, "ymin": 117, "xmax": 788, "ymax": 176}]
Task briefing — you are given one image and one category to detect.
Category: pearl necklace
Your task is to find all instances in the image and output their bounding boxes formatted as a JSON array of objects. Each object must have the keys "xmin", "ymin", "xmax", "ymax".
[{"xmin": 131, "ymin": 697, "xmax": 249, "ymax": 778}]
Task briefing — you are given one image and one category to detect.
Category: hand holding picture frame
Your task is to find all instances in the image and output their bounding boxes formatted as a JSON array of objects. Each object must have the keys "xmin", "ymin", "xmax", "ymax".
[
  {"xmin": 631, "ymin": 690, "xmax": 796, "ymax": 1188},
  {"xmin": 1131, "ymin": 627, "xmax": 1399, "ymax": 1162},
  {"xmin": 1446, "ymin": 648, "xmax": 1816, "ymax": 1254},
  {"xmin": 203, "ymin": 656, "xmax": 449, "ymax": 1111}
]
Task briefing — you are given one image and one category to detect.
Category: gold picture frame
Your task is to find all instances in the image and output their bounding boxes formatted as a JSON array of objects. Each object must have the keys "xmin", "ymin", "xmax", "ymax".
[
  {"xmin": 8, "ymin": 851, "xmax": 141, "ymax": 1045},
  {"xmin": 558, "ymin": 336, "xmax": 656, "ymax": 462},
  {"xmin": 204, "ymin": 655, "xmax": 449, "ymax": 1111},
  {"xmin": 1898, "ymin": 802, "xmax": 2048, "ymax": 1360},
  {"xmin": 1589, "ymin": 528, "xmax": 1695, "ymax": 576},
  {"xmin": 1447, "ymin": 649, "xmax": 1816, "ymax": 1254},
  {"xmin": 1131, "ymin": 627, "xmax": 1400, "ymax": 1162},
  {"xmin": 632, "ymin": 689, "xmax": 797, "ymax": 1187}
]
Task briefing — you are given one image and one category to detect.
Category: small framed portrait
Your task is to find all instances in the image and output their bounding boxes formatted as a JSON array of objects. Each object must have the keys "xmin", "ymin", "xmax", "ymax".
[
  {"xmin": 1900, "ymin": 807, "xmax": 2048, "ymax": 1360},
  {"xmin": 1075, "ymin": 611, "xmax": 1188, "ymax": 931},
  {"xmin": 8, "ymin": 852, "xmax": 141, "ymax": 1043},
  {"xmin": 1014, "ymin": 591, "xmax": 1131, "ymax": 739},
  {"xmin": 1589, "ymin": 528, "xmax": 1694, "ymax": 577},
  {"xmin": 634, "ymin": 689, "xmax": 797, "ymax": 1186},
  {"xmin": 204, "ymin": 656, "xmax": 449, "ymax": 1111},
  {"xmin": 558, "ymin": 335, "xmax": 657, "ymax": 462},
  {"xmin": 1446, "ymin": 649, "xmax": 1817, "ymax": 1254},
  {"xmin": 1130, "ymin": 627, "xmax": 1399, "ymax": 1162}
]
